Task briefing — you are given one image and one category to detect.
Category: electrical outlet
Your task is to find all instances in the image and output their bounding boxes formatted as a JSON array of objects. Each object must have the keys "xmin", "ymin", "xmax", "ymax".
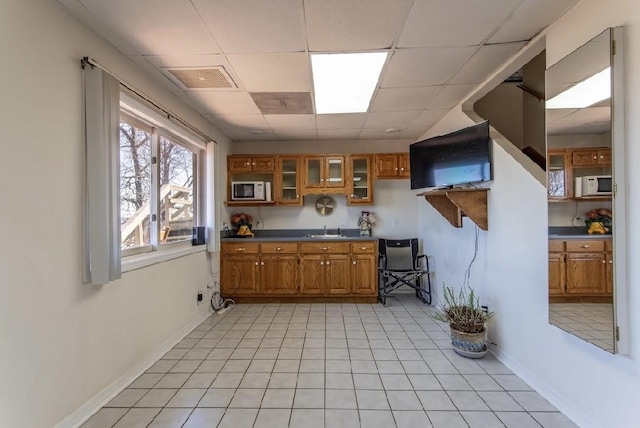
[
  {"xmin": 197, "ymin": 291, "xmax": 203, "ymax": 302},
  {"xmin": 256, "ymin": 220, "xmax": 262, "ymax": 229}
]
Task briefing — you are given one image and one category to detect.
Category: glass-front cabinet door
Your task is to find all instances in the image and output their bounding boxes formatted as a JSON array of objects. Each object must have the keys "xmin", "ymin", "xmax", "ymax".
[
  {"xmin": 547, "ymin": 150, "xmax": 570, "ymax": 200},
  {"xmin": 325, "ymin": 156, "xmax": 345, "ymax": 188},
  {"xmin": 305, "ymin": 156, "xmax": 323, "ymax": 189},
  {"xmin": 278, "ymin": 156, "xmax": 302, "ymax": 205},
  {"xmin": 348, "ymin": 155, "xmax": 373, "ymax": 205}
]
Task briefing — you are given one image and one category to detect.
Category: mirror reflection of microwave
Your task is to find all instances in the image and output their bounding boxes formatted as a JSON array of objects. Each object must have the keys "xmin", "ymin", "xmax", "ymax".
[
  {"xmin": 231, "ymin": 181, "xmax": 271, "ymax": 201},
  {"xmin": 575, "ymin": 175, "xmax": 612, "ymax": 197}
]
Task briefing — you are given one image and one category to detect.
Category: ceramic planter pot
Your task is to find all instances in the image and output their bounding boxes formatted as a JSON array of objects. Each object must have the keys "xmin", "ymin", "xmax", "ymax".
[{"xmin": 450, "ymin": 327, "xmax": 488, "ymax": 358}]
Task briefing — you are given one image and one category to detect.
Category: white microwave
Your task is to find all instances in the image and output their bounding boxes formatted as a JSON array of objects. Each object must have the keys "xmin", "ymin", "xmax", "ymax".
[
  {"xmin": 575, "ymin": 175, "xmax": 612, "ymax": 197},
  {"xmin": 231, "ymin": 181, "xmax": 271, "ymax": 201}
]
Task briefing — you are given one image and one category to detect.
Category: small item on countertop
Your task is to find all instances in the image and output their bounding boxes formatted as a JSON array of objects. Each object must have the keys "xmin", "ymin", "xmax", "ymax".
[{"xmin": 587, "ymin": 222, "xmax": 609, "ymax": 235}]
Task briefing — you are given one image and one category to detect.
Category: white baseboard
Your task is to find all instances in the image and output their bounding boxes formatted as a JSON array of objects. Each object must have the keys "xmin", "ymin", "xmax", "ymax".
[
  {"xmin": 489, "ymin": 346, "xmax": 598, "ymax": 428},
  {"xmin": 56, "ymin": 309, "xmax": 212, "ymax": 428}
]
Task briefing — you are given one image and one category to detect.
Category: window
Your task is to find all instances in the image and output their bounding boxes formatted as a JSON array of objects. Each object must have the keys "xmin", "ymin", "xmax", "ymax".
[{"xmin": 119, "ymin": 112, "xmax": 200, "ymax": 256}]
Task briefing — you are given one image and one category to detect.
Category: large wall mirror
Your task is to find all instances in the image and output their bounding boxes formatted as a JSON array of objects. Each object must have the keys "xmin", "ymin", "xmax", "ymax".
[{"xmin": 546, "ymin": 28, "xmax": 625, "ymax": 353}]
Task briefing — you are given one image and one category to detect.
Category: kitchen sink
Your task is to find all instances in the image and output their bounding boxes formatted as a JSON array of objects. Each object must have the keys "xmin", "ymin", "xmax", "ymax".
[{"xmin": 306, "ymin": 234, "xmax": 347, "ymax": 239}]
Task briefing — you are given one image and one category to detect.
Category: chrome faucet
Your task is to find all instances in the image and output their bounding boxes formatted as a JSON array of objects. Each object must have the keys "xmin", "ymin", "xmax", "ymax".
[{"xmin": 323, "ymin": 225, "xmax": 327, "ymax": 235}]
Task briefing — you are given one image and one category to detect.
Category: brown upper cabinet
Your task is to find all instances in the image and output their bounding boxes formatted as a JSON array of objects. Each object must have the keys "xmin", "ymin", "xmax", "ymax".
[
  {"xmin": 347, "ymin": 155, "xmax": 374, "ymax": 205},
  {"xmin": 228, "ymin": 155, "xmax": 275, "ymax": 173},
  {"xmin": 276, "ymin": 156, "xmax": 302, "ymax": 206},
  {"xmin": 374, "ymin": 153, "xmax": 410, "ymax": 179},
  {"xmin": 571, "ymin": 148, "xmax": 611, "ymax": 166},
  {"xmin": 303, "ymin": 155, "xmax": 346, "ymax": 195}
]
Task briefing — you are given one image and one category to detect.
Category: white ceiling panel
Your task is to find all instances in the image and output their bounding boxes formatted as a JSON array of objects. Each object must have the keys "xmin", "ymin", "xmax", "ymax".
[
  {"xmin": 381, "ymin": 48, "xmax": 476, "ymax": 88},
  {"xmin": 547, "ymin": 107, "xmax": 610, "ymax": 135},
  {"xmin": 427, "ymin": 84, "xmax": 476, "ymax": 109},
  {"xmin": 229, "ymin": 130, "xmax": 279, "ymax": 141},
  {"xmin": 318, "ymin": 129, "xmax": 364, "ymax": 140},
  {"xmin": 227, "ymin": 53, "xmax": 312, "ymax": 92},
  {"xmin": 400, "ymin": 109, "xmax": 449, "ymax": 140},
  {"xmin": 316, "ymin": 114, "xmax": 368, "ymax": 129},
  {"xmin": 488, "ymin": 0, "xmax": 579, "ymax": 43},
  {"xmin": 450, "ymin": 43, "xmax": 524, "ymax": 84},
  {"xmin": 188, "ymin": 92, "xmax": 261, "ymax": 116},
  {"xmin": 265, "ymin": 115, "xmax": 317, "ymax": 129},
  {"xmin": 192, "ymin": 0, "xmax": 306, "ymax": 53},
  {"xmin": 304, "ymin": 0, "xmax": 413, "ymax": 51},
  {"xmin": 215, "ymin": 115, "xmax": 271, "ymax": 130},
  {"xmin": 398, "ymin": 0, "xmax": 524, "ymax": 48},
  {"xmin": 364, "ymin": 111, "xmax": 421, "ymax": 129},
  {"xmin": 77, "ymin": 0, "xmax": 219, "ymax": 55},
  {"xmin": 275, "ymin": 129, "xmax": 319, "ymax": 140},
  {"xmin": 359, "ymin": 128, "xmax": 403, "ymax": 140},
  {"xmin": 370, "ymin": 86, "xmax": 442, "ymax": 112}
]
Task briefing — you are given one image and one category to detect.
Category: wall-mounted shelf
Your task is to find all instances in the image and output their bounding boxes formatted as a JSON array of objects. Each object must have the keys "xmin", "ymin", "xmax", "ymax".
[{"xmin": 417, "ymin": 188, "xmax": 489, "ymax": 231}]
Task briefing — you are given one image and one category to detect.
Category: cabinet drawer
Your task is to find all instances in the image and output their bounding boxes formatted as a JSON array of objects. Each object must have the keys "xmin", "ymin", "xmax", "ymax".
[
  {"xmin": 222, "ymin": 242, "xmax": 260, "ymax": 254},
  {"xmin": 300, "ymin": 242, "xmax": 350, "ymax": 254},
  {"xmin": 260, "ymin": 242, "xmax": 298, "ymax": 254},
  {"xmin": 549, "ymin": 240, "xmax": 565, "ymax": 252},
  {"xmin": 566, "ymin": 240, "xmax": 605, "ymax": 252},
  {"xmin": 351, "ymin": 242, "xmax": 376, "ymax": 254}
]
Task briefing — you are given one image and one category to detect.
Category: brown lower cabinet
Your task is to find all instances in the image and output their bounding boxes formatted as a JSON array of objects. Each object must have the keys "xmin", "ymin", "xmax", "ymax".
[
  {"xmin": 548, "ymin": 238, "xmax": 612, "ymax": 300},
  {"xmin": 221, "ymin": 240, "xmax": 377, "ymax": 301}
]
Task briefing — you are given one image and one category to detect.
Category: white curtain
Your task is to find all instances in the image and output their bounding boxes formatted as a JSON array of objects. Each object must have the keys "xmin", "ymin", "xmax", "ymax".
[{"xmin": 83, "ymin": 64, "xmax": 121, "ymax": 285}]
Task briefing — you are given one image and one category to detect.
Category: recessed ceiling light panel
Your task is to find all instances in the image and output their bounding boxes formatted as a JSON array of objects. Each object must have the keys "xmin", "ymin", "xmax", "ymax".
[
  {"xmin": 547, "ymin": 67, "xmax": 610, "ymax": 109},
  {"xmin": 311, "ymin": 52, "xmax": 388, "ymax": 114}
]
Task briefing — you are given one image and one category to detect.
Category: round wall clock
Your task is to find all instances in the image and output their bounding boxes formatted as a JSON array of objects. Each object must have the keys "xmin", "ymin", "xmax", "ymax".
[{"xmin": 315, "ymin": 196, "xmax": 335, "ymax": 216}]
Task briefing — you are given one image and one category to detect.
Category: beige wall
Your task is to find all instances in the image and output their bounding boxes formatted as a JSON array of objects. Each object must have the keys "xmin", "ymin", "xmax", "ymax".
[{"xmin": 474, "ymin": 83, "xmax": 524, "ymax": 148}]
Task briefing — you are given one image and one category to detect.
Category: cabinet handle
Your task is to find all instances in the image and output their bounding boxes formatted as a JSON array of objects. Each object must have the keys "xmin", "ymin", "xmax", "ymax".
[
  {"xmin": 600, "ymin": 155, "xmax": 604, "ymax": 159},
  {"xmin": 394, "ymin": 167, "xmax": 398, "ymax": 171},
  {"xmin": 579, "ymin": 245, "xmax": 589, "ymax": 248},
  {"xmin": 321, "ymin": 247, "xmax": 329, "ymax": 251},
  {"xmin": 400, "ymin": 168, "xmax": 405, "ymax": 171},
  {"xmin": 320, "ymin": 261, "xmax": 325, "ymax": 265},
  {"xmin": 252, "ymin": 162, "xmax": 256, "ymax": 166},
  {"xmin": 245, "ymin": 162, "xmax": 250, "ymax": 166},
  {"xmin": 360, "ymin": 246, "xmax": 367, "ymax": 250},
  {"xmin": 602, "ymin": 260, "xmax": 606, "ymax": 264},
  {"xmin": 275, "ymin": 247, "xmax": 283, "ymax": 251},
  {"xmin": 261, "ymin": 261, "xmax": 264, "ymax": 266},
  {"xmin": 254, "ymin": 261, "xmax": 258, "ymax": 266},
  {"xmin": 237, "ymin": 247, "xmax": 246, "ymax": 251},
  {"xmin": 609, "ymin": 260, "xmax": 613, "ymax": 264},
  {"xmin": 326, "ymin": 261, "xmax": 330, "ymax": 265},
  {"xmin": 353, "ymin": 261, "xmax": 357, "ymax": 265}
]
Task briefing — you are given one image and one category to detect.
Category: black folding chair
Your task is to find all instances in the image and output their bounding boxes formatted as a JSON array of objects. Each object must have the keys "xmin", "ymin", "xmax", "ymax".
[{"xmin": 378, "ymin": 238, "xmax": 432, "ymax": 306}]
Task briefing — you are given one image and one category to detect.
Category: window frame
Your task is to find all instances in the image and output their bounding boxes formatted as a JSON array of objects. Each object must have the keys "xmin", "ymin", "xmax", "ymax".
[{"xmin": 119, "ymin": 109, "xmax": 204, "ymax": 259}]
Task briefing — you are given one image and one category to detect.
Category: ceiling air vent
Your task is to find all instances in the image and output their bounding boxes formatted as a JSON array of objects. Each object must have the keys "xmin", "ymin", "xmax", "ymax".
[
  {"xmin": 166, "ymin": 66, "xmax": 237, "ymax": 90},
  {"xmin": 250, "ymin": 92, "xmax": 313, "ymax": 114}
]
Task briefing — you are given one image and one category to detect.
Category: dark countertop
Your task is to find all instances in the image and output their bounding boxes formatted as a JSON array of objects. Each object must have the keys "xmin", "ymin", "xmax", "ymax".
[
  {"xmin": 549, "ymin": 226, "xmax": 612, "ymax": 240},
  {"xmin": 220, "ymin": 228, "xmax": 378, "ymax": 242}
]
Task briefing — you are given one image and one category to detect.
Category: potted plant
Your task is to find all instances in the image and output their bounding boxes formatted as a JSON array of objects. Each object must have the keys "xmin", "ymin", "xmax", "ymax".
[
  {"xmin": 585, "ymin": 208, "xmax": 612, "ymax": 235},
  {"xmin": 433, "ymin": 285, "xmax": 494, "ymax": 358},
  {"xmin": 231, "ymin": 212, "xmax": 254, "ymax": 237}
]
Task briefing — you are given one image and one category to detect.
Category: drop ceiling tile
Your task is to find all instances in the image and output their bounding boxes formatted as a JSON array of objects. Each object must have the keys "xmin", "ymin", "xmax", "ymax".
[
  {"xmin": 214, "ymin": 115, "xmax": 270, "ymax": 130},
  {"xmin": 381, "ymin": 48, "xmax": 476, "ymax": 88},
  {"xmin": 316, "ymin": 114, "xmax": 368, "ymax": 129},
  {"xmin": 143, "ymin": 54, "xmax": 227, "ymax": 68},
  {"xmin": 427, "ymin": 85, "xmax": 476, "ymax": 110},
  {"xmin": 304, "ymin": 0, "xmax": 413, "ymax": 51},
  {"xmin": 450, "ymin": 43, "xmax": 524, "ymax": 84},
  {"xmin": 359, "ymin": 128, "xmax": 402, "ymax": 140},
  {"xmin": 227, "ymin": 53, "xmax": 312, "ymax": 92},
  {"xmin": 397, "ymin": 0, "xmax": 524, "ymax": 48},
  {"xmin": 400, "ymin": 109, "xmax": 450, "ymax": 140},
  {"xmin": 364, "ymin": 111, "xmax": 421, "ymax": 129},
  {"xmin": 264, "ymin": 115, "xmax": 317, "ymax": 129},
  {"xmin": 488, "ymin": 0, "xmax": 579, "ymax": 43},
  {"xmin": 317, "ymin": 129, "xmax": 363, "ymax": 140},
  {"xmin": 230, "ymin": 130, "xmax": 279, "ymax": 141},
  {"xmin": 370, "ymin": 86, "xmax": 442, "ymax": 112},
  {"xmin": 192, "ymin": 0, "xmax": 305, "ymax": 53},
  {"xmin": 274, "ymin": 129, "xmax": 319, "ymax": 140},
  {"xmin": 77, "ymin": 0, "xmax": 220, "ymax": 55},
  {"xmin": 187, "ymin": 92, "xmax": 260, "ymax": 116}
]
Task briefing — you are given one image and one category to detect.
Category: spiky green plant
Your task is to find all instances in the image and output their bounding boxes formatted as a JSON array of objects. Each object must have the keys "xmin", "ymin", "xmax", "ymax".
[{"xmin": 433, "ymin": 286, "xmax": 494, "ymax": 333}]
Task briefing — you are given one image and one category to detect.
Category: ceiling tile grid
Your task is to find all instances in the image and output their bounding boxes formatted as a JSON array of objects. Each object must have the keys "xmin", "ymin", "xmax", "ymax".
[{"xmin": 57, "ymin": 0, "xmax": 579, "ymax": 141}]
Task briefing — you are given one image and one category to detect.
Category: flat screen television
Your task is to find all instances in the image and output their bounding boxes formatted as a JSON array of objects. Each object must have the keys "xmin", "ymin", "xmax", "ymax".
[{"xmin": 409, "ymin": 121, "xmax": 492, "ymax": 190}]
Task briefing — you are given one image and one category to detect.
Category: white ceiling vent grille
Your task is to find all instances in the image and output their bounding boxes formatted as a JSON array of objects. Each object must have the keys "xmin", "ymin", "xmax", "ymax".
[{"xmin": 166, "ymin": 66, "xmax": 237, "ymax": 89}]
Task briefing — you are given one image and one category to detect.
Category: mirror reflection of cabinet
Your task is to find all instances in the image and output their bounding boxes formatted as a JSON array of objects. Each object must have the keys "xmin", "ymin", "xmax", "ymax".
[{"xmin": 546, "ymin": 27, "xmax": 625, "ymax": 354}]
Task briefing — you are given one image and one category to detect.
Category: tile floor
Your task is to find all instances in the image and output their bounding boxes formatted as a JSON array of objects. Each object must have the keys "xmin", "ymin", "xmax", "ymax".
[
  {"xmin": 83, "ymin": 294, "xmax": 578, "ymax": 428},
  {"xmin": 549, "ymin": 302, "xmax": 614, "ymax": 352}
]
